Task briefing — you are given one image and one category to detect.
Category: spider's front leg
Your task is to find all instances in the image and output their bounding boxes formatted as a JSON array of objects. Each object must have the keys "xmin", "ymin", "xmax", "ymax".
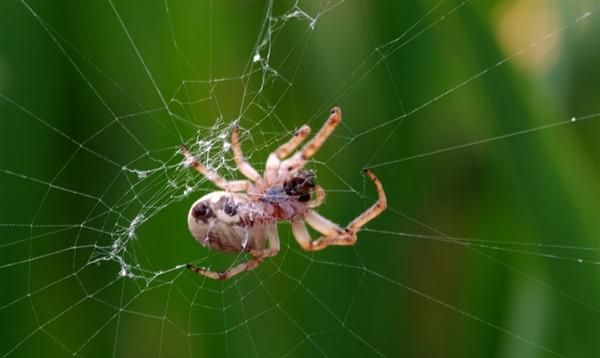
[
  {"xmin": 280, "ymin": 107, "xmax": 342, "ymax": 174},
  {"xmin": 181, "ymin": 145, "xmax": 249, "ymax": 192},
  {"xmin": 275, "ymin": 124, "xmax": 311, "ymax": 159},
  {"xmin": 298, "ymin": 107, "xmax": 342, "ymax": 161},
  {"xmin": 264, "ymin": 124, "xmax": 311, "ymax": 181},
  {"xmin": 292, "ymin": 169, "xmax": 386, "ymax": 251}
]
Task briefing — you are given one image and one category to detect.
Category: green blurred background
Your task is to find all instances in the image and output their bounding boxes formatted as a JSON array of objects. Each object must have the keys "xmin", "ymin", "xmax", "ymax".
[{"xmin": 1, "ymin": 1, "xmax": 598, "ymax": 357}]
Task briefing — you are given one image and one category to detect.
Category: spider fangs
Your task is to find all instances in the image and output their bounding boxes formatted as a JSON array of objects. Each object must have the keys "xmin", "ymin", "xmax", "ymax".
[{"xmin": 182, "ymin": 107, "xmax": 387, "ymax": 280}]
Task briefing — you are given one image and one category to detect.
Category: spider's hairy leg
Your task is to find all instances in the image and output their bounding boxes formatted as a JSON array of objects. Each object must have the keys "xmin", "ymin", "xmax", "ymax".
[
  {"xmin": 293, "ymin": 169, "xmax": 386, "ymax": 251},
  {"xmin": 264, "ymin": 125, "xmax": 311, "ymax": 181},
  {"xmin": 181, "ymin": 145, "xmax": 249, "ymax": 192},
  {"xmin": 275, "ymin": 124, "xmax": 311, "ymax": 159},
  {"xmin": 281, "ymin": 107, "xmax": 342, "ymax": 174},
  {"xmin": 231, "ymin": 126, "xmax": 261, "ymax": 181},
  {"xmin": 297, "ymin": 107, "xmax": 341, "ymax": 161}
]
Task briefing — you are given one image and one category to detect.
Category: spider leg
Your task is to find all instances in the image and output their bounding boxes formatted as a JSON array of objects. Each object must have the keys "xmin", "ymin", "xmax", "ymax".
[
  {"xmin": 187, "ymin": 259, "xmax": 264, "ymax": 280},
  {"xmin": 291, "ymin": 219, "xmax": 352, "ymax": 252},
  {"xmin": 298, "ymin": 107, "xmax": 341, "ymax": 161},
  {"xmin": 264, "ymin": 125, "xmax": 311, "ymax": 181},
  {"xmin": 346, "ymin": 169, "xmax": 386, "ymax": 232},
  {"xmin": 187, "ymin": 224, "xmax": 280, "ymax": 280},
  {"xmin": 231, "ymin": 126, "xmax": 261, "ymax": 181},
  {"xmin": 292, "ymin": 169, "xmax": 386, "ymax": 251},
  {"xmin": 275, "ymin": 125, "xmax": 311, "ymax": 159},
  {"xmin": 306, "ymin": 185, "xmax": 325, "ymax": 208},
  {"xmin": 250, "ymin": 223, "xmax": 280, "ymax": 258},
  {"xmin": 264, "ymin": 154, "xmax": 281, "ymax": 185},
  {"xmin": 280, "ymin": 107, "xmax": 342, "ymax": 173},
  {"xmin": 181, "ymin": 145, "xmax": 249, "ymax": 192}
]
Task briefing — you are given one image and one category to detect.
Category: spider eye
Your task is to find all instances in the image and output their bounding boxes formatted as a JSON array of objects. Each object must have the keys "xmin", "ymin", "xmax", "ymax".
[{"xmin": 192, "ymin": 202, "xmax": 213, "ymax": 220}]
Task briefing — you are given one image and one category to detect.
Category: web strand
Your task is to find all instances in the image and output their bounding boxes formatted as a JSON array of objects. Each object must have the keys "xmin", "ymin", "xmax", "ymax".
[{"xmin": 1, "ymin": 1, "xmax": 598, "ymax": 358}]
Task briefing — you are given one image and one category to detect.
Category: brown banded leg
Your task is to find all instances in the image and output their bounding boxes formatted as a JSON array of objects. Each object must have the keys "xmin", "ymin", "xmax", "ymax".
[
  {"xmin": 281, "ymin": 107, "xmax": 342, "ymax": 173},
  {"xmin": 265, "ymin": 125, "xmax": 311, "ymax": 181},
  {"xmin": 297, "ymin": 107, "xmax": 341, "ymax": 161},
  {"xmin": 231, "ymin": 126, "xmax": 261, "ymax": 181},
  {"xmin": 275, "ymin": 125, "xmax": 311, "ymax": 159},
  {"xmin": 181, "ymin": 145, "xmax": 249, "ymax": 192},
  {"xmin": 292, "ymin": 169, "xmax": 386, "ymax": 251}
]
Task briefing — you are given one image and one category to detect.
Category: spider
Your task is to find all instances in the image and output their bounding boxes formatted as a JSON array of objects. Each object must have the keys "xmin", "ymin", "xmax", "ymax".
[{"xmin": 181, "ymin": 107, "xmax": 386, "ymax": 280}]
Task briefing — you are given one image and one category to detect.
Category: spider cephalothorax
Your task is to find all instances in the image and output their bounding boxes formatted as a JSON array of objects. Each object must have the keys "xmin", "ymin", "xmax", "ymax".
[
  {"xmin": 283, "ymin": 169, "xmax": 315, "ymax": 201},
  {"xmin": 251, "ymin": 169, "xmax": 317, "ymax": 221},
  {"xmin": 182, "ymin": 107, "xmax": 386, "ymax": 280}
]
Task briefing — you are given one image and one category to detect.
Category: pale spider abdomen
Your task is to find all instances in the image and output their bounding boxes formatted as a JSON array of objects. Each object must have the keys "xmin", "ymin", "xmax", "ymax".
[{"xmin": 187, "ymin": 192, "xmax": 269, "ymax": 252}]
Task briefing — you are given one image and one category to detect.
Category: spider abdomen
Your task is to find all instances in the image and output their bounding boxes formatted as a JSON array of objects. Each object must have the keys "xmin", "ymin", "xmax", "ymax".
[{"xmin": 188, "ymin": 192, "xmax": 266, "ymax": 252}]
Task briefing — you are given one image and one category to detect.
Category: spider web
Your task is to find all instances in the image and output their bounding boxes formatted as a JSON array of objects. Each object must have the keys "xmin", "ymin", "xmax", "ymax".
[{"xmin": 1, "ymin": 0, "xmax": 599, "ymax": 357}]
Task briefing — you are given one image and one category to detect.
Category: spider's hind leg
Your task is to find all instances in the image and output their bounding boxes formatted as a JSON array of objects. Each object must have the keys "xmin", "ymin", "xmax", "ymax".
[{"xmin": 186, "ymin": 259, "xmax": 264, "ymax": 280}]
